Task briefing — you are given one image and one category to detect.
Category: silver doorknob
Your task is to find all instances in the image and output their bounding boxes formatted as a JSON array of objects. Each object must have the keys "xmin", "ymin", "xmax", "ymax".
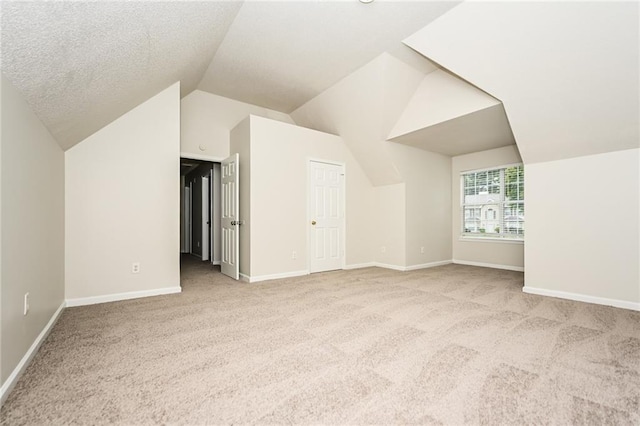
[{"xmin": 311, "ymin": 220, "xmax": 316, "ymax": 225}]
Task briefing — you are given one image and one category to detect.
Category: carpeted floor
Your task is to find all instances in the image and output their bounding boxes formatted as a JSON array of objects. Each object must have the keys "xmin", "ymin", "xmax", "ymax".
[{"xmin": 2, "ymin": 256, "xmax": 639, "ymax": 425}]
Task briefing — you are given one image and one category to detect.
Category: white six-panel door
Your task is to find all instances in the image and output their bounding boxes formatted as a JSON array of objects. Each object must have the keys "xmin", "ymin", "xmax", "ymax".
[
  {"xmin": 309, "ymin": 161, "xmax": 345, "ymax": 273},
  {"xmin": 221, "ymin": 154, "xmax": 239, "ymax": 280}
]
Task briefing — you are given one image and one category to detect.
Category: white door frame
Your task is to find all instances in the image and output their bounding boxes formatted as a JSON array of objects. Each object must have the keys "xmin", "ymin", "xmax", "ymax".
[
  {"xmin": 307, "ymin": 158, "xmax": 346, "ymax": 273},
  {"xmin": 180, "ymin": 153, "xmax": 225, "ymax": 163},
  {"xmin": 210, "ymin": 169, "xmax": 215, "ymax": 265},
  {"xmin": 181, "ymin": 155, "xmax": 224, "ymax": 265},
  {"xmin": 184, "ymin": 186, "xmax": 191, "ymax": 254},
  {"xmin": 189, "ymin": 182, "xmax": 194, "ymax": 254},
  {"xmin": 202, "ymin": 175, "xmax": 210, "ymax": 261},
  {"xmin": 211, "ymin": 164, "xmax": 222, "ymax": 266}
]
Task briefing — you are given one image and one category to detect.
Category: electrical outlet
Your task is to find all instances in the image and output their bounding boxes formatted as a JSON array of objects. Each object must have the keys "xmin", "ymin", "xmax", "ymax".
[
  {"xmin": 420, "ymin": 246, "xmax": 425, "ymax": 254},
  {"xmin": 132, "ymin": 262, "xmax": 140, "ymax": 274},
  {"xmin": 292, "ymin": 251, "xmax": 297, "ymax": 260},
  {"xmin": 24, "ymin": 293, "xmax": 29, "ymax": 316},
  {"xmin": 381, "ymin": 246, "xmax": 386, "ymax": 253}
]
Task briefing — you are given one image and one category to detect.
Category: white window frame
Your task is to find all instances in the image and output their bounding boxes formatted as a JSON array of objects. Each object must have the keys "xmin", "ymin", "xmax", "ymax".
[{"xmin": 460, "ymin": 163, "xmax": 524, "ymax": 242}]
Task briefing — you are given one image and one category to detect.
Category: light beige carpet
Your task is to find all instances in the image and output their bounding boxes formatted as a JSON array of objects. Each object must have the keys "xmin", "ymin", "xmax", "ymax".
[{"xmin": 2, "ymin": 256, "xmax": 639, "ymax": 425}]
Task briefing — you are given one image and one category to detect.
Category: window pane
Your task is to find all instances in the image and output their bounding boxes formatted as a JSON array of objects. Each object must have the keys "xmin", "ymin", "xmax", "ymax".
[
  {"xmin": 505, "ymin": 184, "xmax": 519, "ymax": 200},
  {"xmin": 503, "ymin": 202, "xmax": 524, "ymax": 236},
  {"xmin": 476, "ymin": 172, "xmax": 488, "ymax": 192},
  {"xmin": 463, "ymin": 207, "xmax": 481, "ymax": 233},
  {"xmin": 518, "ymin": 182, "xmax": 524, "ymax": 200},
  {"xmin": 464, "ymin": 174, "xmax": 476, "ymax": 188},
  {"xmin": 488, "ymin": 169, "xmax": 500, "ymax": 185}
]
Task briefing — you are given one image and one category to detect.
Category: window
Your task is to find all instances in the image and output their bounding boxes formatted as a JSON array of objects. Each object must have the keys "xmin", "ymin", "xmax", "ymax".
[{"xmin": 461, "ymin": 164, "xmax": 524, "ymax": 240}]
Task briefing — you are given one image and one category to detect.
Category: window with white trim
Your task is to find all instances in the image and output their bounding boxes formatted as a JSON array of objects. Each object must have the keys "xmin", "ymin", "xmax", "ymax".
[{"xmin": 461, "ymin": 164, "xmax": 524, "ymax": 240}]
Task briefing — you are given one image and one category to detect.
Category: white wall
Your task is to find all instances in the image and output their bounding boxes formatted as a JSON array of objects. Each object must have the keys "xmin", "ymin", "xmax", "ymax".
[
  {"xmin": 451, "ymin": 146, "xmax": 524, "ymax": 270},
  {"xmin": 387, "ymin": 143, "xmax": 452, "ymax": 268},
  {"xmin": 1, "ymin": 76, "xmax": 65, "ymax": 387},
  {"xmin": 181, "ymin": 90, "xmax": 293, "ymax": 160},
  {"xmin": 374, "ymin": 183, "xmax": 406, "ymax": 268},
  {"xmin": 525, "ymin": 149, "xmax": 639, "ymax": 308},
  {"xmin": 232, "ymin": 115, "xmax": 374, "ymax": 279},
  {"xmin": 65, "ymin": 83, "xmax": 181, "ymax": 301}
]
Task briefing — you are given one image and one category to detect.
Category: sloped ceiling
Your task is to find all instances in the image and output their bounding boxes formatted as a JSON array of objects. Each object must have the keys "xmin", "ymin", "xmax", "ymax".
[
  {"xmin": 0, "ymin": 1, "xmax": 242, "ymax": 150},
  {"xmin": 292, "ymin": 53, "xmax": 432, "ymax": 186},
  {"xmin": 198, "ymin": 1, "xmax": 459, "ymax": 113},
  {"xmin": 390, "ymin": 69, "xmax": 500, "ymax": 138},
  {"xmin": 404, "ymin": 1, "xmax": 639, "ymax": 164},
  {"xmin": 388, "ymin": 69, "xmax": 515, "ymax": 156},
  {"xmin": 390, "ymin": 104, "xmax": 515, "ymax": 157},
  {"xmin": 0, "ymin": 0, "xmax": 459, "ymax": 151}
]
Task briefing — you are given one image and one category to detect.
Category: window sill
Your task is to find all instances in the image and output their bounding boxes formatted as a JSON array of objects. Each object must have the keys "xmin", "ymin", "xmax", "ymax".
[{"xmin": 459, "ymin": 236, "xmax": 524, "ymax": 244}]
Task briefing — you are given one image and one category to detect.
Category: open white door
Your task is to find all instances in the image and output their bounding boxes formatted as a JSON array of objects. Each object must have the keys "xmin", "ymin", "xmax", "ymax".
[
  {"xmin": 202, "ymin": 176, "xmax": 210, "ymax": 262},
  {"xmin": 309, "ymin": 161, "xmax": 345, "ymax": 273},
  {"xmin": 221, "ymin": 153, "xmax": 240, "ymax": 280}
]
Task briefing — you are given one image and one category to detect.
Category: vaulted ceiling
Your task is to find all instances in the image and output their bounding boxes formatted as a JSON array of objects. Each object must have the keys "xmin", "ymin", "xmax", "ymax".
[{"xmin": 0, "ymin": 0, "xmax": 459, "ymax": 150}]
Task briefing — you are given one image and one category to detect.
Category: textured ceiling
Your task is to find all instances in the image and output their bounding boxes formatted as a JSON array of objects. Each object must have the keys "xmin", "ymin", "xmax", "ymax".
[
  {"xmin": 198, "ymin": 1, "xmax": 459, "ymax": 113},
  {"xmin": 1, "ymin": 1, "xmax": 242, "ymax": 149},
  {"xmin": 0, "ymin": 0, "xmax": 458, "ymax": 151}
]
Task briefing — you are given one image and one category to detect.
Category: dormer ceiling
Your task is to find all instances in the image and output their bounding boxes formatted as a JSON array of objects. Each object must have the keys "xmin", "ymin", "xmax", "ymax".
[
  {"xmin": 388, "ymin": 69, "xmax": 515, "ymax": 156},
  {"xmin": 0, "ymin": 0, "xmax": 459, "ymax": 150}
]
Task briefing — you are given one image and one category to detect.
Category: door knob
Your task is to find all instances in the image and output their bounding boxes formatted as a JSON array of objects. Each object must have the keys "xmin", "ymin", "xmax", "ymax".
[{"xmin": 311, "ymin": 220, "xmax": 316, "ymax": 225}]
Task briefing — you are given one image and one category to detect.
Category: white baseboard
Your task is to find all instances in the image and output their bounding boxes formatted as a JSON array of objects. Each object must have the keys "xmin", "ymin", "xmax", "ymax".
[
  {"xmin": 368, "ymin": 260, "xmax": 452, "ymax": 272},
  {"xmin": 66, "ymin": 286, "xmax": 182, "ymax": 307},
  {"xmin": 343, "ymin": 262, "xmax": 376, "ymax": 270},
  {"xmin": 452, "ymin": 259, "xmax": 524, "ymax": 272},
  {"xmin": 240, "ymin": 273, "xmax": 250, "ymax": 283},
  {"xmin": 404, "ymin": 260, "xmax": 453, "ymax": 271},
  {"xmin": 1, "ymin": 301, "xmax": 66, "ymax": 405},
  {"xmin": 211, "ymin": 260, "xmax": 221, "ymax": 266},
  {"xmin": 373, "ymin": 262, "xmax": 406, "ymax": 271},
  {"xmin": 523, "ymin": 286, "xmax": 640, "ymax": 311},
  {"xmin": 244, "ymin": 270, "xmax": 310, "ymax": 283}
]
